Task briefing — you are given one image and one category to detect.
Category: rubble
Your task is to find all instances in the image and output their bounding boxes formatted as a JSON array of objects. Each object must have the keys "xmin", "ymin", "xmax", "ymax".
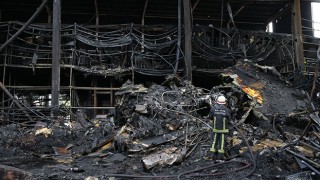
[
  {"xmin": 141, "ymin": 147, "xmax": 184, "ymax": 170},
  {"xmin": 0, "ymin": 61, "xmax": 320, "ymax": 179},
  {"xmin": 35, "ymin": 127, "xmax": 52, "ymax": 138},
  {"xmin": 1, "ymin": 0, "xmax": 320, "ymax": 178},
  {"xmin": 0, "ymin": 165, "xmax": 33, "ymax": 180}
]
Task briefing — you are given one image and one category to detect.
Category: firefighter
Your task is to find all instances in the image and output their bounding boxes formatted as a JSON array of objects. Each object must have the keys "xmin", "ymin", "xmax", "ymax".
[{"xmin": 208, "ymin": 95, "xmax": 231, "ymax": 160}]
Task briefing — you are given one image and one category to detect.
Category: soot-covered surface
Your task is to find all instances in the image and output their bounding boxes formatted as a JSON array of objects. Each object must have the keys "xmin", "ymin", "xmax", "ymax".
[{"xmin": 1, "ymin": 62, "xmax": 320, "ymax": 180}]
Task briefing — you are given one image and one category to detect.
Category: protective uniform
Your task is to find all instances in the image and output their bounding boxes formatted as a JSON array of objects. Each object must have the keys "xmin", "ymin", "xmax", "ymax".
[{"xmin": 208, "ymin": 96, "xmax": 231, "ymax": 159}]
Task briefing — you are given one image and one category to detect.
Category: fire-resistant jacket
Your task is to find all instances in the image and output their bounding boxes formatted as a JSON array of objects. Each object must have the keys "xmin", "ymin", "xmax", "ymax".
[{"xmin": 209, "ymin": 104, "xmax": 231, "ymax": 133}]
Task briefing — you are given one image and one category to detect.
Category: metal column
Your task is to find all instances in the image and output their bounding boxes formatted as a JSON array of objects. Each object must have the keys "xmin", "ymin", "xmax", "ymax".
[
  {"xmin": 93, "ymin": 78, "xmax": 97, "ymax": 117},
  {"xmin": 52, "ymin": 0, "xmax": 61, "ymax": 116},
  {"xmin": 183, "ymin": 0, "xmax": 192, "ymax": 82},
  {"xmin": 174, "ymin": 0, "xmax": 182, "ymax": 74},
  {"xmin": 93, "ymin": 0, "xmax": 99, "ymax": 34},
  {"xmin": 141, "ymin": 0, "xmax": 149, "ymax": 52},
  {"xmin": 292, "ymin": 0, "xmax": 304, "ymax": 71}
]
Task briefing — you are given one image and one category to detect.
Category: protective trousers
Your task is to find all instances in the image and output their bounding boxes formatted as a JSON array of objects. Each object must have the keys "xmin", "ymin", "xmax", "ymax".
[{"xmin": 210, "ymin": 132, "xmax": 226, "ymax": 154}]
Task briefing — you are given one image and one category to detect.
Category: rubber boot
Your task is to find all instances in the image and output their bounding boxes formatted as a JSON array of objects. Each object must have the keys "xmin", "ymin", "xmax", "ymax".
[
  {"xmin": 217, "ymin": 153, "xmax": 224, "ymax": 160},
  {"xmin": 206, "ymin": 151, "xmax": 216, "ymax": 160},
  {"xmin": 211, "ymin": 152, "xmax": 217, "ymax": 160}
]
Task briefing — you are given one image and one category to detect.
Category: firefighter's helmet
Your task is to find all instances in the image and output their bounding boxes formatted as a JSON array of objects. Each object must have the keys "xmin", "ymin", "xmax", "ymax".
[{"xmin": 217, "ymin": 95, "xmax": 226, "ymax": 104}]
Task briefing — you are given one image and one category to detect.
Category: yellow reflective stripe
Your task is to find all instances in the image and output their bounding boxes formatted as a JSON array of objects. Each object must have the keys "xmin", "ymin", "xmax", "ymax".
[
  {"xmin": 210, "ymin": 148, "xmax": 217, "ymax": 152},
  {"xmin": 220, "ymin": 133, "xmax": 225, "ymax": 152},
  {"xmin": 213, "ymin": 129, "xmax": 229, "ymax": 133},
  {"xmin": 210, "ymin": 133, "xmax": 217, "ymax": 152},
  {"xmin": 213, "ymin": 117, "xmax": 216, "ymax": 129},
  {"xmin": 223, "ymin": 118, "xmax": 225, "ymax": 130}
]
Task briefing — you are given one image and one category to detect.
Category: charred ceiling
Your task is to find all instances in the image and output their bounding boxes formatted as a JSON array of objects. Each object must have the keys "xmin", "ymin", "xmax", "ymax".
[{"xmin": 0, "ymin": 0, "xmax": 314, "ymax": 30}]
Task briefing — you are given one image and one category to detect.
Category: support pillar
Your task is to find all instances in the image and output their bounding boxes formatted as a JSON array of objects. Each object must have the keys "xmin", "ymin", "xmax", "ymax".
[
  {"xmin": 110, "ymin": 79, "xmax": 114, "ymax": 107},
  {"xmin": 292, "ymin": 0, "xmax": 304, "ymax": 71},
  {"xmin": 93, "ymin": 0, "xmax": 99, "ymax": 34},
  {"xmin": 44, "ymin": 4, "xmax": 52, "ymax": 23},
  {"xmin": 220, "ymin": 0, "xmax": 224, "ymax": 29},
  {"xmin": 183, "ymin": 0, "xmax": 192, "ymax": 82},
  {"xmin": 52, "ymin": 0, "xmax": 61, "ymax": 116},
  {"xmin": 174, "ymin": 0, "xmax": 182, "ymax": 74},
  {"xmin": 141, "ymin": 0, "xmax": 149, "ymax": 52},
  {"xmin": 93, "ymin": 78, "xmax": 97, "ymax": 117}
]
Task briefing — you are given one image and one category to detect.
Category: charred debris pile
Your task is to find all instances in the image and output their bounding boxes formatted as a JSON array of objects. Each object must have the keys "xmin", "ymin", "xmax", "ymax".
[{"xmin": 1, "ymin": 60, "xmax": 320, "ymax": 179}]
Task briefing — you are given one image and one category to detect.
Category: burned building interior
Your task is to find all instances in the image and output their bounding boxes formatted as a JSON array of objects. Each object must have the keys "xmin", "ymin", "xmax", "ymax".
[{"xmin": 0, "ymin": 0, "xmax": 320, "ymax": 179}]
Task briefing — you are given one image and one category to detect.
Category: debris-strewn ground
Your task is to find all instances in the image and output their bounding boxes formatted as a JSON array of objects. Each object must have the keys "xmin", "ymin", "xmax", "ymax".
[{"xmin": 1, "ymin": 61, "xmax": 320, "ymax": 180}]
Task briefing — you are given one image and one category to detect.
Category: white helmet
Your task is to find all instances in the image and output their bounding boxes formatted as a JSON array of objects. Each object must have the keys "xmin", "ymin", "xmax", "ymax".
[{"xmin": 217, "ymin": 95, "xmax": 226, "ymax": 104}]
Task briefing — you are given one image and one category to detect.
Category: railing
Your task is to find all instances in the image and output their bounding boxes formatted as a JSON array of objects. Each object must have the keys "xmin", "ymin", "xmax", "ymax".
[
  {"xmin": 301, "ymin": 17, "xmax": 320, "ymax": 77},
  {"xmin": 0, "ymin": 22, "xmax": 181, "ymax": 76},
  {"xmin": 192, "ymin": 25, "xmax": 295, "ymax": 75},
  {"xmin": 1, "ymin": 22, "xmax": 309, "ymax": 77}
]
